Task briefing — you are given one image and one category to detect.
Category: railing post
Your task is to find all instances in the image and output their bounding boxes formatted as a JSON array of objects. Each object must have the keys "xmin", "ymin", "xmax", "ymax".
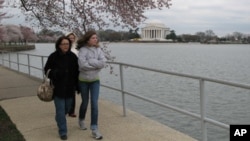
[
  {"xmin": 1, "ymin": 51, "xmax": 3, "ymax": 65},
  {"xmin": 8, "ymin": 52, "xmax": 11, "ymax": 68},
  {"xmin": 27, "ymin": 54, "xmax": 31, "ymax": 76},
  {"xmin": 17, "ymin": 53, "xmax": 20, "ymax": 72},
  {"xmin": 41, "ymin": 56, "xmax": 45, "ymax": 79},
  {"xmin": 200, "ymin": 79, "xmax": 207, "ymax": 141},
  {"xmin": 119, "ymin": 64, "xmax": 126, "ymax": 116}
]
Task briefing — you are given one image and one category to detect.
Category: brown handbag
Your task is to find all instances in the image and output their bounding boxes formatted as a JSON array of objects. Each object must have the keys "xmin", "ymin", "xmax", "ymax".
[{"xmin": 37, "ymin": 69, "xmax": 54, "ymax": 102}]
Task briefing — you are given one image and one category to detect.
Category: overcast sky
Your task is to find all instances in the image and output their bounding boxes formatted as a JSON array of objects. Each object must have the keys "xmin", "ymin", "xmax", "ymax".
[
  {"xmin": 143, "ymin": 0, "xmax": 250, "ymax": 36},
  {"xmin": 2, "ymin": 0, "xmax": 250, "ymax": 37}
]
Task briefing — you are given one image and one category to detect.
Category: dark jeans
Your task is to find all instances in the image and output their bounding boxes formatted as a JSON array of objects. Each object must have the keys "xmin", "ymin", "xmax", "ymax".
[
  {"xmin": 79, "ymin": 80, "xmax": 100, "ymax": 130},
  {"xmin": 54, "ymin": 96, "xmax": 73, "ymax": 136},
  {"xmin": 68, "ymin": 94, "xmax": 76, "ymax": 114}
]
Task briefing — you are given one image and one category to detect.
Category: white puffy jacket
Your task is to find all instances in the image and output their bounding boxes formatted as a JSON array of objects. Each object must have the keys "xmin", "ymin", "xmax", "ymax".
[{"xmin": 78, "ymin": 46, "xmax": 106, "ymax": 82}]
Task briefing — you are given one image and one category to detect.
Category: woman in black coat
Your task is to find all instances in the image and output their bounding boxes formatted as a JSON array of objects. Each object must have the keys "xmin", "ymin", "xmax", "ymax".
[{"xmin": 44, "ymin": 36, "xmax": 79, "ymax": 140}]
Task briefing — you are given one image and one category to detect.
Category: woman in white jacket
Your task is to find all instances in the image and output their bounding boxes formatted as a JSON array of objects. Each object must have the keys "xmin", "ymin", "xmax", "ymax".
[
  {"xmin": 77, "ymin": 30, "xmax": 106, "ymax": 140},
  {"xmin": 66, "ymin": 32, "xmax": 78, "ymax": 56},
  {"xmin": 66, "ymin": 32, "xmax": 78, "ymax": 117}
]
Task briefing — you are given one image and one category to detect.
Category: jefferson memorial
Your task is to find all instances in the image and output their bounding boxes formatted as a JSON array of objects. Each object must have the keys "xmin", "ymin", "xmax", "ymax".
[{"xmin": 140, "ymin": 20, "xmax": 171, "ymax": 41}]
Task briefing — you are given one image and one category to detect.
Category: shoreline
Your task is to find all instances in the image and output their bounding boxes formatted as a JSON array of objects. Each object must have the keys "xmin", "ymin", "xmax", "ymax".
[
  {"xmin": 0, "ymin": 45, "xmax": 35, "ymax": 52},
  {"xmin": 102, "ymin": 41, "xmax": 249, "ymax": 44}
]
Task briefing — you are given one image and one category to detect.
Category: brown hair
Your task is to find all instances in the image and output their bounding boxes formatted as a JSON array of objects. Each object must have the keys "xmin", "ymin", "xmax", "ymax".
[{"xmin": 77, "ymin": 30, "xmax": 99, "ymax": 49}]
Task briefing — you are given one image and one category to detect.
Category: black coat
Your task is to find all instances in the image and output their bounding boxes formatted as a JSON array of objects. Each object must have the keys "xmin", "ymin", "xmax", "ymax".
[{"xmin": 44, "ymin": 50, "xmax": 79, "ymax": 98}]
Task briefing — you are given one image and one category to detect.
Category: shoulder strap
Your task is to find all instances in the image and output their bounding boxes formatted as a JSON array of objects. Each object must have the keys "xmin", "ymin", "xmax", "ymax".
[{"xmin": 46, "ymin": 69, "xmax": 51, "ymax": 78}]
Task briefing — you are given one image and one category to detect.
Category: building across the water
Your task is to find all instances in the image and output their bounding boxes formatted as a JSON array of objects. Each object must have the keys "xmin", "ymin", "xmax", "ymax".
[{"xmin": 140, "ymin": 20, "xmax": 171, "ymax": 41}]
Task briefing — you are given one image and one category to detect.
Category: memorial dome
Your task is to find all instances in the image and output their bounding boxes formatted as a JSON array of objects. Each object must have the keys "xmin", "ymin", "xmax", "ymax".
[{"xmin": 145, "ymin": 19, "xmax": 166, "ymax": 28}]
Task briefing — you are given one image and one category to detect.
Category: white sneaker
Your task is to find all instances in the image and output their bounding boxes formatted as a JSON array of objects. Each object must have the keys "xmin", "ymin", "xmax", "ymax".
[
  {"xmin": 78, "ymin": 119, "xmax": 87, "ymax": 130},
  {"xmin": 92, "ymin": 129, "xmax": 103, "ymax": 140}
]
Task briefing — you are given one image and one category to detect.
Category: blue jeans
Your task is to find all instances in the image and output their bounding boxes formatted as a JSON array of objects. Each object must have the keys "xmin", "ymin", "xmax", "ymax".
[
  {"xmin": 54, "ymin": 96, "xmax": 73, "ymax": 136},
  {"xmin": 79, "ymin": 80, "xmax": 100, "ymax": 130}
]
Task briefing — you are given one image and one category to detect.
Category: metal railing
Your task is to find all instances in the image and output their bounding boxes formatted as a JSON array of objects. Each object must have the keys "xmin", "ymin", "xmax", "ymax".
[
  {"xmin": 1, "ymin": 51, "xmax": 250, "ymax": 141},
  {"xmin": 0, "ymin": 51, "xmax": 47, "ymax": 79}
]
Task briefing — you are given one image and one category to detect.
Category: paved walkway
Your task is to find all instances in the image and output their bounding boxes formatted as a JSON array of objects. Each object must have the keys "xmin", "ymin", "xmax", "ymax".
[{"xmin": 0, "ymin": 66, "xmax": 197, "ymax": 141}]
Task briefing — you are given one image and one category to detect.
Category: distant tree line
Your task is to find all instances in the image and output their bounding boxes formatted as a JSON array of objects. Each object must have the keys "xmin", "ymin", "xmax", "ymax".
[
  {"xmin": 0, "ymin": 24, "xmax": 141, "ymax": 44},
  {"xmin": 100, "ymin": 29, "xmax": 250, "ymax": 44},
  {"xmin": 0, "ymin": 24, "xmax": 249, "ymax": 44},
  {"xmin": 98, "ymin": 28, "xmax": 140, "ymax": 42},
  {"xmin": 166, "ymin": 30, "xmax": 250, "ymax": 44}
]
